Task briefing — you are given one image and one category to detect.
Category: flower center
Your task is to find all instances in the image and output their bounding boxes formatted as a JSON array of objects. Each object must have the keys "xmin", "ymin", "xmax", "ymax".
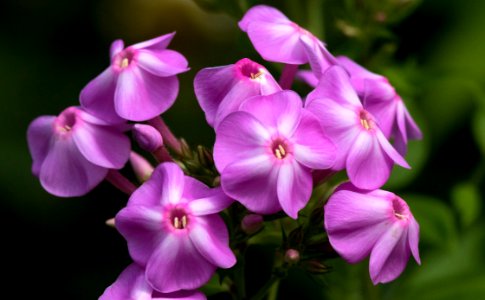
[
  {"xmin": 237, "ymin": 58, "xmax": 265, "ymax": 80},
  {"xmin": 392, "ymin": 197, "xmax": 409, "ymax": 220},
  {"xmin": 359, "ymin": 110, "xmax": 375, "ymax": 131},
  {"xmin": 170, "ymin": 208, "xmax": 189, "ymax": 230},
  {"xmin": 271, "ymin": 139, "xmax": 289, "ymax": 159},
  {"xmin": 55, "ymin": 107, "xmax": 78, "ymax": 133},
  {"xmin": 116, "ymin": 50, "xmax": 135, "ymax": 69}
]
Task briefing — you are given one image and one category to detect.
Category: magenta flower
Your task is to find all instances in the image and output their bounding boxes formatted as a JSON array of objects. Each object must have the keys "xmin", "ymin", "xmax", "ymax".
[
  {"xmin": 305, "ymin": 66, "xmax": 409, "ymax": 190},
  {"xmin": 115, "ymin": 163, "xmax": 236, "ymax": 293},
  {"xmin": 100, "ymin": 263, "xmax": 206, "ymax": 300},
  {"xmin": 239, "ymin": 5, "xmax": 332, "ymax": 65},
  {"xmin": 194, "ymin": 58, "xmax": 281, "ymax": 128},
  {"xmin": 27, "ymin": 106, "xmax": 130, "ymax": 197},
  {"xmin": 214, "ymin": 90, "xmax": 336, "ymax": 218},
  {"xmin": 324, "ymin": 183, "xmax": 421, "ymax": 284},
  {"xmin": 336, "ymin": 56, "xmax": 422, "ymax": 155},
  {"xmin": 80, "ymin": 33, "xmax": 189, "ymax": 122}
]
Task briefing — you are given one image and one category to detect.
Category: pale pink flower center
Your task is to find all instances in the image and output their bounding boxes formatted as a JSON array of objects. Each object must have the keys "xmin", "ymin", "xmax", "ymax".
[{"xmin": 115, "ymin": 49, "xmax": 135, "ymax": 69}]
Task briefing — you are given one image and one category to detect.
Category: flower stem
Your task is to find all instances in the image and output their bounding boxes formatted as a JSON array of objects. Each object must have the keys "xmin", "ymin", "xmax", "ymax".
[
  {"xmin": 147, "ymin": 116, "xmax": 182, "ymax": 155},
  {"xmin": 152, "ymin": 146, "xmax": 173, "ymax": 163},
  {"xmin": 249, "ymin": 274, "xmax": 281, "ymax": 300},
  {"xmin": 234, "ymin": 253, "xmax": 246, "ymax": 300},
  {"xmin": 105, "ymin": 170, "xmax": 137, "ymax": 195},
  {"xmin": 279, "ymin": 64, "xmax": 299, "ymax": 90}
]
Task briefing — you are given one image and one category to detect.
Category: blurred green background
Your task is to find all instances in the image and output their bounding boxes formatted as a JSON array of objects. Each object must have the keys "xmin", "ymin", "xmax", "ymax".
[{"xmin": 1, "ymin": 0, "xmax": 484, "ymax": 299}]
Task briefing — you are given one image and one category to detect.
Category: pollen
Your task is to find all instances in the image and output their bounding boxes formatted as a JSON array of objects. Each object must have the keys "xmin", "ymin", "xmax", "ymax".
[
  {"xmin": 250, "ymin": 70, "xmax": 264, "ymax": 79},
  {"xmin": 173, "ymin": 215, "xmax": 188, "ymax": 229},
  {"xmin": 120, "ymin": 58, "xmax": 130, "ymax": 68},
  {"xmin": 360, "ymin": 118, "xmax": 371, "ymax": 130},
  {"xmin": 274, "ymin": 144, "xmax": 287, "ymax": 159}
]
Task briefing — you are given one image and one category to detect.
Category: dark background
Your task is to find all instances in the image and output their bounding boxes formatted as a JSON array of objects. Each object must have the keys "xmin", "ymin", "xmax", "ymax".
[{"xmin": 1, "ymin": 0, "xmax": 484, "ymax": 299}]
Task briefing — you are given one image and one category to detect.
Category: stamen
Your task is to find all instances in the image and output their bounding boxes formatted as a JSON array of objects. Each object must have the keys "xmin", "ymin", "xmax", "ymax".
[
  {"xmin": 278, "ymin": 144, "xmax": 286, "ymax": 156},
  {"xmin": 181, "ymin": 215, "xmax": 187, "ymax": 228},
  {"xmin": 173, "ymin": 216, "xmax": 180, "ymax": 229},
  {"xmin": 275, "ymin": 149, "xmax": 282, "ymax": 159},
  {"xmin": 394, "ymin": 213, "xmax": 407, "ymax": 220},
  {"xmin": 250, "ymin": 71, "xmax": 264, "ymax": 79},
  {"xmin": 120, "ymin": 58, "xmax": 129, "ymax": 68},
  {"xmin": 360, "ymin": 118, "xmax": 371, "ymax": 130}
]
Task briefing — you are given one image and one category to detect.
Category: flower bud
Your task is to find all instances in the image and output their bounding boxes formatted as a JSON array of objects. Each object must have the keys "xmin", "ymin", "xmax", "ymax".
[
  {"xmin": 241, "ymin": 214, "xmax": 264, "ymax": 234},
  {"xmin": 129, "ymin": 152, "xmax": 154, "ymax": 182},
  {"xmin": 132, "ymin": 124, "xmax": 163, "ymax": 152},
  {"xmin": 284, "ymin": 249, "xmax": 300, "ymax": 264}
]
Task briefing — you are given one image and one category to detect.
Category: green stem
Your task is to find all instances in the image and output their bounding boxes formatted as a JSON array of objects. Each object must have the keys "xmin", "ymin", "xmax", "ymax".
[
  {"xmin": 267, "ymin": 278, "xmax": 280, "ymax": 300},
  {"xmin": 234, "ymin": 253, "xmax": 246, "ymax": 300},
  {"xmin": 249, "ymin": 275, "xmax": 281, "ymax": 300}
]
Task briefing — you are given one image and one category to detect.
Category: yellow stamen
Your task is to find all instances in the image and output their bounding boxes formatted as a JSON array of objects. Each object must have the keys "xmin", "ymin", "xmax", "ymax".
[
  {"xmin": 360, "ymin": 118, "xmax": 370, "ymax": 130},
  {"xmin": 394, "ymin": 213, "xmax": 407, "ymax": 220},
  {"xmin": 120, "ymin": 58, "xmax": 129, "ymax": 68},
  {"xmin": 250, "ymin": 70, "xmax": 264, "ymax": 79},
  {"xmin": 181, "ymin": 215, "xmax": 187, "ymax": 228},
  {"xmin": 275, "ymin": 149, "xmax": 282, "ymax": 159},
  {"xmin": 278, "ymin": 144, "xmax": 286, "ymax": 156},
  {"xmin": 174, "ymin": 217, "xmax": 180, "ymax": 229}
]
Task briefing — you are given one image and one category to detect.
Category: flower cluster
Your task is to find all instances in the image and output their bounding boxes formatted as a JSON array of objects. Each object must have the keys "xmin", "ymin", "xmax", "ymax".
[{"xmin": 27, "ymin": 4, "xmax": 423, "ymax": 298}]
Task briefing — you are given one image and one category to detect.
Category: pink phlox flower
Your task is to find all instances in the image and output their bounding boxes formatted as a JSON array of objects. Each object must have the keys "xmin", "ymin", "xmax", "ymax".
[
  {"xmin": 80, "ymin": 33, "xmax": 189, "ymax": 122},
  {"xmin": 194, "ymin": 58, "xmax": 281, "ymax": 128},
  {"xmin": 305, "ymin": 66, "xmax": 409, "ymax": 190},
  {"xmin": 27, "ymin": 106, "xmax": 130, "ymax": 197},
  {"xmin": 324, "ymin": 182, "xmax": 421, "ymax": 284},
  {"xmin": 214, "ymin": 90, "xmax": 336, "ymax": 218},
  {"xmin": 337, "ymin": 56, "xmax": 422, "ymax": 155},
  {"xmin": 100, "ymin": 263, "xmax": 206, "ymax": 300},
  {"xmin": 239, "ymin": 5, "xmax": 335, "ymax": 66},
  {"xmin": 115, "ymin": 163, "xmax": 236, "ymax": 293}
]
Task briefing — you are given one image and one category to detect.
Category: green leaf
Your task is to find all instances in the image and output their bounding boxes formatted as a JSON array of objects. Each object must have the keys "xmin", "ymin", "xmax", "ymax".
[
  {"xmin": 403, "ymin": 195, "xmax": 458, "ymax": 247},
  {"xmin": 472, "ymin": 111, "xmax": 485, "ymax": 155},
  {"xmin": 451, "ymin": 182, "xmax": 482, "ymax": 227}
]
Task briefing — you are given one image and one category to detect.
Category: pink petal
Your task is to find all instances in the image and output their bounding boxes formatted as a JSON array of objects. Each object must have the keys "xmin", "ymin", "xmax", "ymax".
[
  {"xmin": 100, "ymin": 263, "xmax": 152, "ymax": 300},
  {"xmin": 115, "ymin": 66, "xmax": 179, "ymax": 121},
  {"xmin": 183, "ymin": 176, "xmax": 212, "ymax": 200},
  {"xmin": 214, "ymin": 112, "xmax": 270, "ymax": 172},
  {"xmin": 194, "ymin": 65, "xmax": 239, "ymax": 127},
  {"xmin": 27, "ymin": 116, "xmax": 55, "ymax": 176},
  {"xmin": 246, "ymin": 21, "xmax": 307, "ymax": 64},
  {"xmin": 39, "ymin": 138, "xmax": 108, "ymax": 197},
  {"xmin": 239, "ymin": 5, "xmax": 290, "ymax": 31},
  {"xmin": 239, "ymin": 90, "xmax": 303, "ymax": 137},
  {"xmin": 131, "ymin": 32, "xmax": 175, "ymax": 51},
  {"xmin": 153, "ymin": 290, "xmax": 206, "ymax": 300},
  {"xmin": 137, "ymin": 49, "xmax": 189, "ymax": 77},
  {"xmin": 80, "ymin": 67, "xmax": 124, "ymax": 124},
  {"xmin": 146, "ymin": 234, "xmax": 216, "ymax": 293},
  {"xmin": 110, "ymin": 39, "xmax": 125, "ymax": 61},
  {"xmin": 189, "ymin": 215, "xmax": 236, "ymax": 268},
  {"xmin": 277, "ymin": 160, "xmax": 312, "ymax": 219},
  {"xmin": 305, "ymin": 98, "xmax": 360, "ymax": 170},
  {"xmin": 346, "ymin": 131, "xmax": 396, "ymax": 190},
  {"xmin": 369, "ymin": 223, "xmax": 408, "ymax": 284},
  {"xmin": 292, "ymin": 110, "xmax": 336, "ymax": 169},
  {"xmin": 72, "ymin": 121, "xmax": 130, "ymax": 169},
  {"xmin": 188, "ymin": 188, "xmax": 233, "ymax": 216},
  {"xmin": 115, "ymin": 205, "xmax": 165, "ymax": 265},
  {"xmin": 336, "ymin": 56, "xmax": 384, "ymax": 95},
  {"xmin": 296, "ymin": 70, "xmax": 319, "ymax": 88},
  {"xmin": 128, "ymin": 163, "xmax": 185, "ymax": 207},
  {"xmin": 363, "ymin": 90, "xmax": 396, "ymax": 137},
  {"xmin": 408, "ymin": 215, "xmax": 421, "ymax": 265},
  {"xmin": 300, "ymin": 35, "xmax": 337, "ymax": 79},
  {"xmin": 375, "ymin": 129, "xmax": 410, "ymax": 169},
  {"xmin": 306, "ymin": 65, "xmax": 361, "ymax": 108},
  {"xmin": 213, "ymin": 80, "xmax": 262, "ymax": 128},
  {"xmin": 324, "ymin": 189, "xmax": 391, "ymax": 263},
  {"xmin": 221, "ymin": 155, "xmax": 281, "ymax": 214}
]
